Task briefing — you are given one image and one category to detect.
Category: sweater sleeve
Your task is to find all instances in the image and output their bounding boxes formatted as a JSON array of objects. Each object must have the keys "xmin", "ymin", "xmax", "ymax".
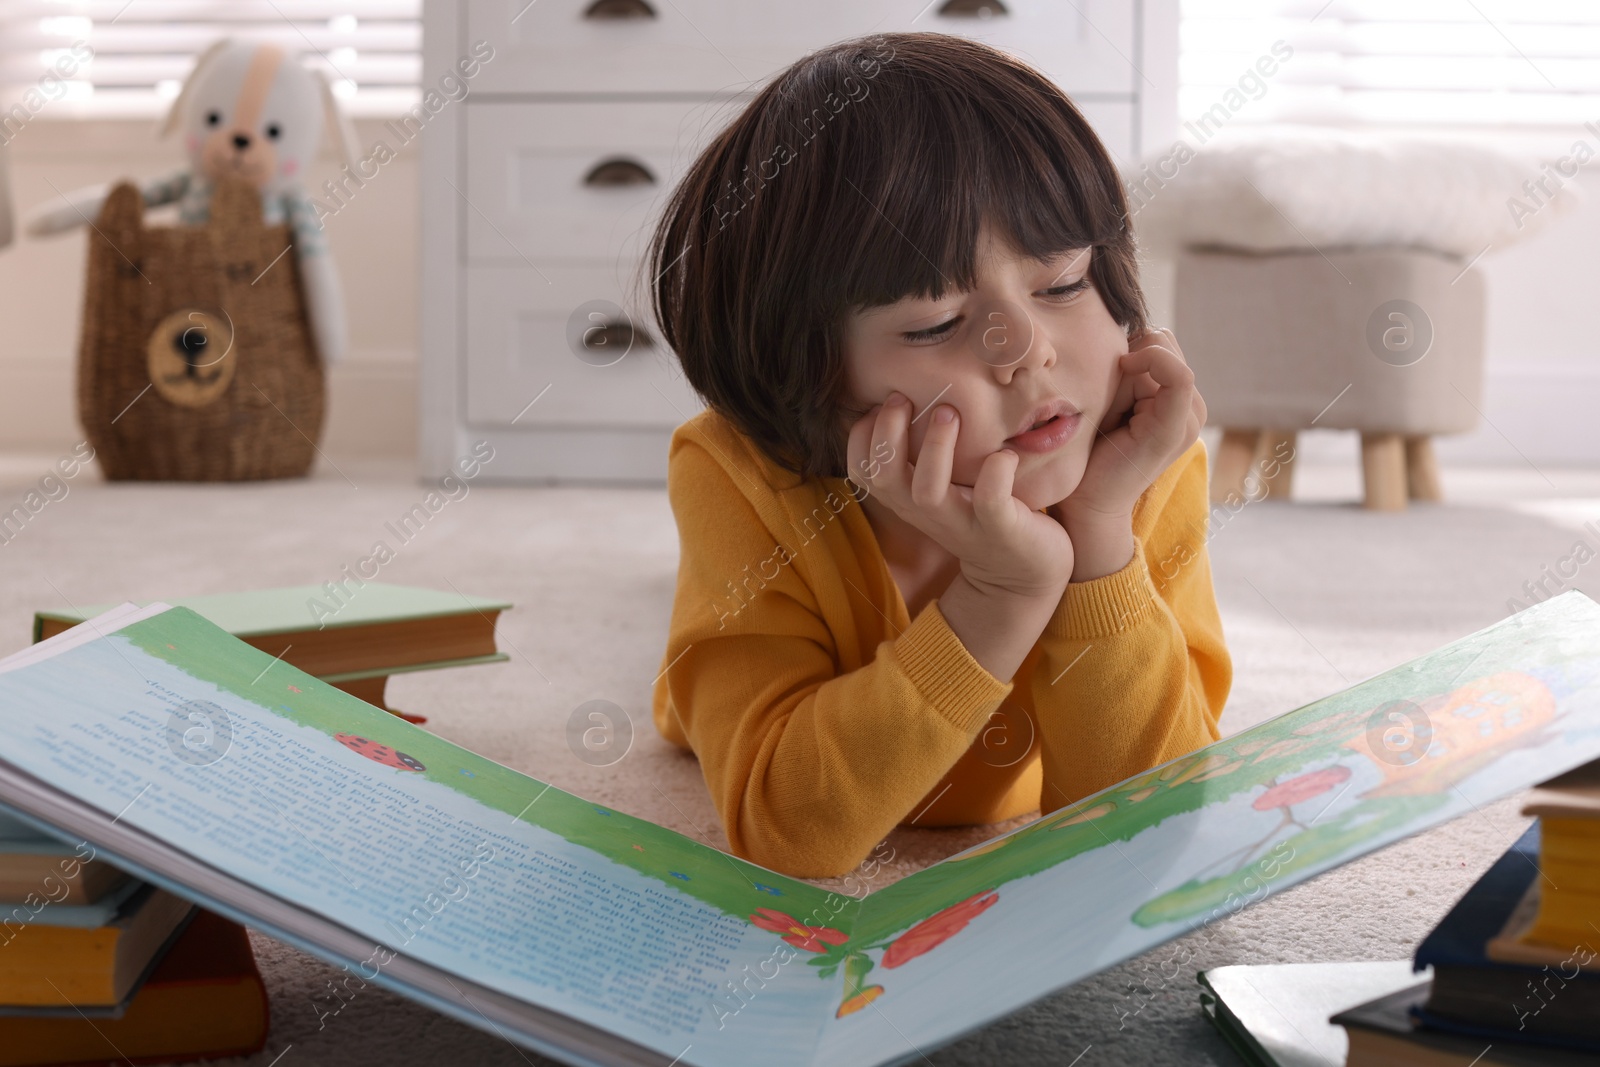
[
  {"xmin": 653, "ymin": 437, "xmax": 1013, "ymax": 878},
  {"xmin": 1029, "ymin": 441, "xmax": 1232, "ymax": 816}
]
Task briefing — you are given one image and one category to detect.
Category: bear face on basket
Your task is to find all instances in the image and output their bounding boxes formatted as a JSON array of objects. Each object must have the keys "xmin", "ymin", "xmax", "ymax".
[{"xmin": 79, "ymin": 177, "xmax": 324, "ymax": 482}]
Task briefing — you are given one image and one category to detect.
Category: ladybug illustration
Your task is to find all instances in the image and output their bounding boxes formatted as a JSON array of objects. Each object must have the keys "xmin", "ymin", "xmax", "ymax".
[{"xmin": 335, "ymin": 732, "xmax": 425, "ymax": 772}]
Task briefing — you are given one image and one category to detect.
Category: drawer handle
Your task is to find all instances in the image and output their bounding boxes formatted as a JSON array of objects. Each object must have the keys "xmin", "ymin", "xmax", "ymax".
[
  {"xmin": 583, "ymin": 157, "xmax": 656, "ymax": 187},
  {"xmin": 581, "ymin": 320, "xmax": 652, "ymax": 351},
  {"xmin": 937, "ymin": 0, "xmax": 1009, "ymax": 15},
  {"xmin": 583, "ymin": 0, "xmax": 657, "ymax": 19}
]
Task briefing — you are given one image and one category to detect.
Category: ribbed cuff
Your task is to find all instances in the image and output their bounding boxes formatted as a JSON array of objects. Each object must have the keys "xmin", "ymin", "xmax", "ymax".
[
  {"xmin": 892, "ymin": 601, "xmax": 1012, "ymax": 734},
  {"xmin": 1046, "ymin": 536, "xmax": 1162, "ymax": 639}
]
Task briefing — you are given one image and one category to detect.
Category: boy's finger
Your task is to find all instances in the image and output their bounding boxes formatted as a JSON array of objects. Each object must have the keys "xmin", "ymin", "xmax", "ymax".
[
  {"xmin": 1099, "ymin": 359, "xmax": 1141, "ymax": 432},
  {"xmin": 1125, "ymin": 325, "xmax": 1158, "ymax": 347},
  {"xmin": 870, "ymin": 394, "xmax": 914, "ymax": 495},
  {"xmin": 970, "ymin": 449, "xmax": 1019, "ymax": 530},
  {"xmin": 1157, "ymin": 326, "xmax": 1187, "ymax": 364},
  {"xmin": 1121, "ymin": 347, "xmax": 1196, "ymax": 447},
  {"xmin": 1120, "ymin": 345, "xmax": 1194, "ymax": 396},
  {"xmin": 909, "ymin": 405, "xmax": 958, "ymax": 508},
  {"xmin": 1152, "ymin": 358, "xmax": 1203, "ymax": 447},
  {"xmin": 846, "ymin": 405, "xmax": 880, "ymax": 485}
]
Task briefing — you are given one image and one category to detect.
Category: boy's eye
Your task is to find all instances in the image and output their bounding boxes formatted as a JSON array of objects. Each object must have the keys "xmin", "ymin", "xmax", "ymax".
[
  {"xmin": 1040, "ymin": 277, "xmax": 1092, "ymax": 301},
  {"xmin": 902, "ymin": 317, "xmax": 961, "ymax": 344},
  {"xmin": 898, "ymin": 275, "xmax": 1091, "ymax": 343}
]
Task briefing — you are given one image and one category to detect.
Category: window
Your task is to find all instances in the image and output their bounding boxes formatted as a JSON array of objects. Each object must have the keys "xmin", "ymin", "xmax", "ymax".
[
  {"xmin": 1181, "ymin": 0, "xmax": 1600, "ymax": 128},
  {"xmin": 0, "ymin": 1, "xmax": 420, "ymax": 118}
]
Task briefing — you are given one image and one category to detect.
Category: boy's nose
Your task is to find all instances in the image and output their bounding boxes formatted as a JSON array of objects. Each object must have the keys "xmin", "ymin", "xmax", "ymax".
[{"xmin": 971, "ymin": 298, "xmax": 1054, "ymax": 381}]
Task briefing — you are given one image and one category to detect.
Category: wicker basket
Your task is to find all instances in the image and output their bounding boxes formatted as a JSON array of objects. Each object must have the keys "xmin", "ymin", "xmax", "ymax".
[{"xmin": 77, "ymin": 177, "xmax": 326, "ymax": 481}]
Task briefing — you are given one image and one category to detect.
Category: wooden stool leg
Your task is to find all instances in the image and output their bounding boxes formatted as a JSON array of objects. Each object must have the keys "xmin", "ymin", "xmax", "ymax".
[
  {"xmin": 1255, "ymin": 430, "xmax": 1297, "ymax": 500},
  {"xmin": 1404, "ymin": 435, "xmax": 1442, "ymax": 502},
  {"xmin": 1213, "ymin": 428, "xmax": 1262, "ymax": 503},
  {"xmin": 1361, "ymin": 433, "xmax": 1407, "ymax": 511}
]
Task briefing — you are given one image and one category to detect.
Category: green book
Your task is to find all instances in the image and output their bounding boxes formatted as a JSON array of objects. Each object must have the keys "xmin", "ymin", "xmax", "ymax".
[{"xmin": 32, "ymin": 583, "xmax": 510, "ymax": 686}]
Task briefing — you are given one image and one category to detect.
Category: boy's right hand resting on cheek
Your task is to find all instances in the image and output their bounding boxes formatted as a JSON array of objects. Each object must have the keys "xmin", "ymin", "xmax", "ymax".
[{"xmin": 847, "ymin": 391, "xmax": 1071, "ymax": 683}]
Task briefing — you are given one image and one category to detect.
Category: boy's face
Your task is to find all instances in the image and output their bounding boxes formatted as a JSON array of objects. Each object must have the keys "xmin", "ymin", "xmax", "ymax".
[{"xmin": 842, "ymin": 221, "xmax": 1129, "ymax": 512}]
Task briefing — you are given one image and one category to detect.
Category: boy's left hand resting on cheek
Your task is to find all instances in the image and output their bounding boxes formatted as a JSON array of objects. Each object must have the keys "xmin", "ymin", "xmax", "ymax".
[{"xmin": 1050, "ymin": 327, "xmax": 1206, "ymax": 583}]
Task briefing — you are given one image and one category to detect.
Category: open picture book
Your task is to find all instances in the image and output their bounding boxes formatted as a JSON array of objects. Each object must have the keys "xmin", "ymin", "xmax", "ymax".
[{"xmin": 2, "ymin": 593, "xmax": 1599, "ymax": 1067}]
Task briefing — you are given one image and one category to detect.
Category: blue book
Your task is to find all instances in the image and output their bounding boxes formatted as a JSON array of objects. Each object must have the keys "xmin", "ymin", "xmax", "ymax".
[
  {"xmin": 0, "ymin": 810, "xmax": 47, "ymax": 842},
  {"xmin": 1334, "ymin": 981, "xmax": 1597, "ymax": 1067},
  {"xmin": 2, "ymin": 814, "xmax": 135, "ymax": 905},
  {"xmin": 0, "ymin": 871, "xmax": 143, "ymax": 928},
  {"xmin": 1411, "ymin": 821, "xmax": 1600, "ymax": 1051}
]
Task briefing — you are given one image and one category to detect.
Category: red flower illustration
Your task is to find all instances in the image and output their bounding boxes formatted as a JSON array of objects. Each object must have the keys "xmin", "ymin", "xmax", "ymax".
[
  {"xmin": 882, "ymin": 890, "xmax": 998, "ymax": 969},
  {"xmin": 749, "ymin": 907, "xmax": 848, "ymax": 953},
  {"xmin": 1252, "ymin": 765, "xmax": 1352, "ymax": 811}
]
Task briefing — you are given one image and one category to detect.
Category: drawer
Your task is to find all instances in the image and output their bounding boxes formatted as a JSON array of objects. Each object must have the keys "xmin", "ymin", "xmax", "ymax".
[
  {"xmin": 463, "ymin": 99, "xmax": 740, "ymax": 264},
  {"xmin": 873, "ymin": 1, "xmax": 1136, "ymax": 95},
  {"xmin": 466, "ymin": 0, "xmax": 1135, "ymax": 96},
  {"xmin": 463, "ymin": 95, "xmax": 1136, "ymax": 264},
  {"xmin": 464, "ymin": 265, "xmax": 705, "ymax": 430},
  {"xmin": 467, "ymin": 0, "xmax": 845, "ymax": 94}
]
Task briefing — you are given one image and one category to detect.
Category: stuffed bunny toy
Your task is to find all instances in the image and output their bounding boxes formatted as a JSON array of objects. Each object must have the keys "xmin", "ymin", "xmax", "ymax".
[{"xmin": 27, "ymin": 39, "xmax": 355, "ymax": 364}]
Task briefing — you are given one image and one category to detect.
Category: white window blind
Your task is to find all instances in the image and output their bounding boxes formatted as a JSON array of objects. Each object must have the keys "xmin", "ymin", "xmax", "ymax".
[
  {"xmin": 0, "ymin": 0, "xmax": 420, "ymax": 117},
  {"xmin": 1181, "ymin": 0, "xmax": 1600, "ymax": 128}
]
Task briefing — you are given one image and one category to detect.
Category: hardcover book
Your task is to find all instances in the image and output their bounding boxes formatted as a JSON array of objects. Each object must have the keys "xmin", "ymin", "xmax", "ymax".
[
  {"xmin": 32, "ymin": 583, "xmax": 511, "ymax": 721},
  {"xmin": 32, "ymin": 583, "xmax": 510, "ymax": 680},
  {"xmin": 0, "ymin": 908, "xmax": 269, "ymax": 1066}
]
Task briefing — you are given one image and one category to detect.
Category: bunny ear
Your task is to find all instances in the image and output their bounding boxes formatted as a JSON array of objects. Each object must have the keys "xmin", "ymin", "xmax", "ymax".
[
  {"xmin": 315, "ymin": 68, "xmax": 360, "ymax": 172},
  {"xmin": 159, "ymin": 38, "xmax": 234, "ymax": 138}
]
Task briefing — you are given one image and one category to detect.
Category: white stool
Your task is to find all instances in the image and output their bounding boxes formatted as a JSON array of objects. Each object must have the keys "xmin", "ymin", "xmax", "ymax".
[
  {"xmin": 1177, "ymin": 246, "xmax": 1483, "ymax": 510},
  {"xmin": 1129, "ymin": 126, "xmax": 1578, "ymax": 509}
]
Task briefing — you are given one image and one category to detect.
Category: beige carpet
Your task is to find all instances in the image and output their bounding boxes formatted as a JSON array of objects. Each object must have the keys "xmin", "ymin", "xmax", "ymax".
[{"xmin": 2, "ymin": 450, "xmax": 1598, "ymax": 1066}]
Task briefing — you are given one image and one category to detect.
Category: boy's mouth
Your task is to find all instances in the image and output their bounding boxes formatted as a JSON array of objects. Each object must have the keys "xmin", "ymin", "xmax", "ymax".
[
  {"xmin": 1005, "ymin": 413, "xmax": 1082, "ymax": 454},
  {"xmin": 1006, "ymin": 398, "xmax": 1079, "ymax": 437},
  {"xmin": 1004, "ymin": 398, "xmax": 1081, "ymax": 454}
]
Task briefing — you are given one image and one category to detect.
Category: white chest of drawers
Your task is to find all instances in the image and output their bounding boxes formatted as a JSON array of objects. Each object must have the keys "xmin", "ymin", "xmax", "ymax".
[{"xmin": 420, "ymin": 0, "xmax": 1176, "ymax": 482}]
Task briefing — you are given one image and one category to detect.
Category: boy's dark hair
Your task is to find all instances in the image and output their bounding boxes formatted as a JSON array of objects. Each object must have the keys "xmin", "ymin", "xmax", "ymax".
[{"xmin": 644, "ymin": 32, "xmax": 1146, "ymax": 481}]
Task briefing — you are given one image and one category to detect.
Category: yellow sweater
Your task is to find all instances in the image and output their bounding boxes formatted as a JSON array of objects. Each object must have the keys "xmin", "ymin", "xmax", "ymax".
[{"xmin": 652, "ymin": 409, "xmax": 1231, "ymax": 878}]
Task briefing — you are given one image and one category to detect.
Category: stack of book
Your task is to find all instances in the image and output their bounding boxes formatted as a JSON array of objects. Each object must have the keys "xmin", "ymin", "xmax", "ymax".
[
  {"xmin": 0, "ymin": 812, "xmax": 268, "ymax": 1065},
  {"xmin": 34, "ymin": 583, "xmax": 510, "ymax": 723},
  {"xmin": 1330, "ymin": 762, "xmax": 1600, "ymax": 1066},
  {"xmin": 1200, "ymin": 761, "xmax": 1600, "ymax": 1066}
]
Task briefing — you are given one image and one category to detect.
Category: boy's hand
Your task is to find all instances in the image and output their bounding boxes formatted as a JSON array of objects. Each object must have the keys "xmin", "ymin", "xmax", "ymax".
[
  {"xmin": 847, "ymin": 393, "xmax": 1074, "ymax": 602},
  {"xmin": 1051, "ymin": 328, "xmax": 1206, "ymax": 581}
]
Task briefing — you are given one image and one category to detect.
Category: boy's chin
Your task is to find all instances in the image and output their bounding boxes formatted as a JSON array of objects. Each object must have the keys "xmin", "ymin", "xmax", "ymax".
[
  {"xmin": 945, "ymin": 458, "xmax": 1085, "ymax": 512},
  {"xmin": 1014, "ymin": 460, "xmax": 1086, "ymax": 513},
  {"xmin": 947, "ymin": 463, "xmax": 1088, "ymax": 511}
]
